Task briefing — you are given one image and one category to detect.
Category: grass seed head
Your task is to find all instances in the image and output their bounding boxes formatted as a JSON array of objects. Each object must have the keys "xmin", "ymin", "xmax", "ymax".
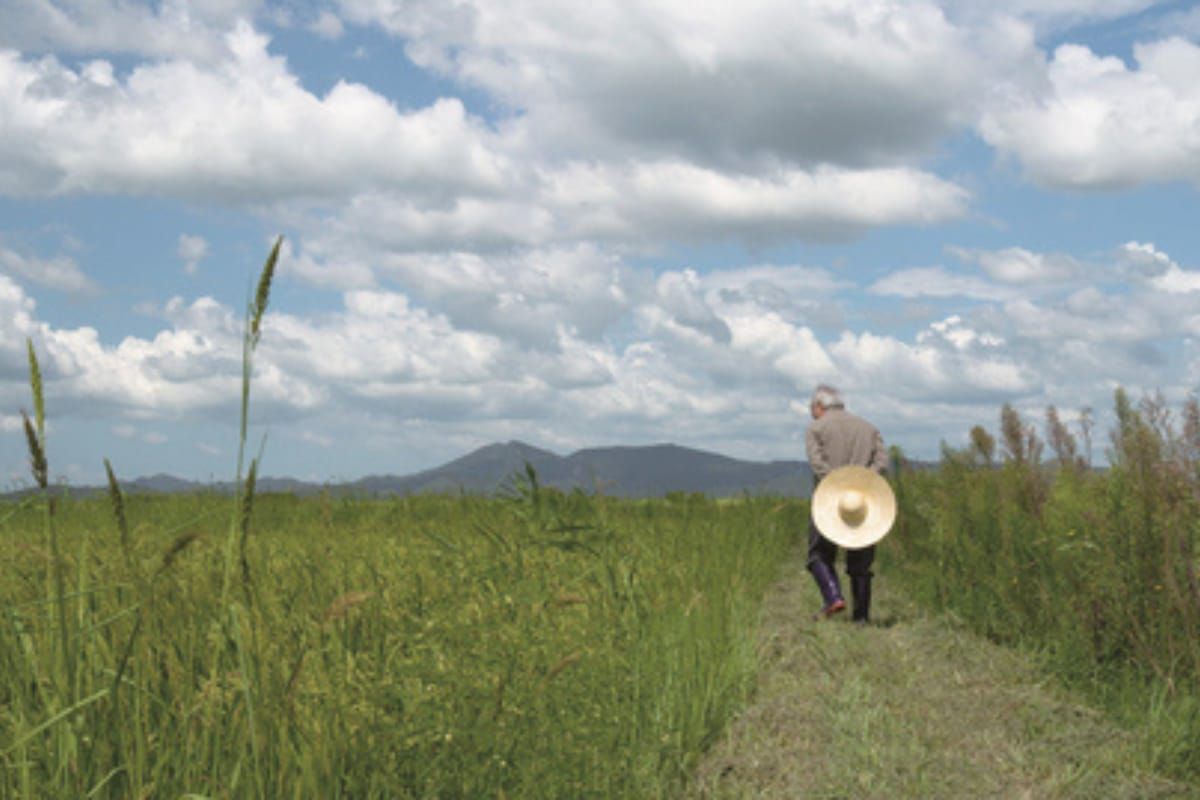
[
  {"xmin": 250, "ymin": 236, "xmax": 281, "ymax": 344},
  {"xmin": 22, "ymin": 410, "xmax": 48, "ymax": 489},
  {"xmin": 26, "ymin": 338, "xmax": 44, "ymax": 439},
  {"xmin": 104, "ymin": 458, "xmax": 129, "ymax": 547}
]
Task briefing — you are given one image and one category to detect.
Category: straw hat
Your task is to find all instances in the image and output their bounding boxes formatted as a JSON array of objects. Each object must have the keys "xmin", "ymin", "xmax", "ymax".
[{"xmin": 812, "ymin": 465, "xmax": 896, "ymax": 550}]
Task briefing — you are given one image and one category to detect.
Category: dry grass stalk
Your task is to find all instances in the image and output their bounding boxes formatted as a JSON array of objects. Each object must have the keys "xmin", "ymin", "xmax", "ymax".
[
  {"xmin": 553, "ymin": 592, "xmax": 587, "ymax": 607},
  {"xmin": 323, "ymin": 591, "xmax": 373, "ymax": 623},
  {"xmin": 158, "ymin": 530, "xmax": 202, "ymax": 574},
  {"xmin": 545, "ymin": 650, "xmax": 583, "ymax": 683}
]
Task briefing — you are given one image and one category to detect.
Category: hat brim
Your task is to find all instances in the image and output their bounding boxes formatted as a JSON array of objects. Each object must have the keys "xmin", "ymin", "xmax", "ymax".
[{"xmin": 812, "ymin": 465, "xmax": 896, "ymax": 550}]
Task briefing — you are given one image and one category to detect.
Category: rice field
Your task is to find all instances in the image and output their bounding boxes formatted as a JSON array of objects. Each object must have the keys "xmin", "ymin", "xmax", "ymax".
[{"xmin": 0, "ymin": 484, "xmax": 796, "ymax": 798}]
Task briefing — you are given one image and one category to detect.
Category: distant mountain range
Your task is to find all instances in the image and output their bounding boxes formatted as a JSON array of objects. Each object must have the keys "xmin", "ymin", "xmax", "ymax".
[{"xmin": 11, "ymin": 441, "xmax": 817, "ymax": 499}]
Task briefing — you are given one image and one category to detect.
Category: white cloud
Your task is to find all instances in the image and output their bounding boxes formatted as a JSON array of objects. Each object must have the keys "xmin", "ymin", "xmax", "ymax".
[
  {"xmin": 1117, "ymin": 240, "xmax": 1174, "ymax": 278},
  {"xmin": 980, "ymin": 37, "xmax": 1200, "ymax": 189},
  {"xmin": 283, "ymin": 160, "xmax": 969, "ymax": 265},
  {"xmin": 178, "ymin": 234, "xmax": 209, "ymax": 276},
  {"xmin": 0, "ymin": 25, "xmax": 510, "ymax": 201},
  {"xmin": 869, "ymin": 266, "xmax": 1011, "ymax": 300},
  {"xmin": 919, "ymin": 314, "xmax": 1004, "ymax": 349},
  {"xmin": 702, "ymin": 264, "xmax": 851, "ymax": 327},
  {"xmin": 281, "ymin": 239, "xmax": 645, "ymax": 349},
  {"xmin": 830, "ymin": 328, "xmax": 1033, "ymax": 403},
  {"xmin": 0, "ymin": 274, "xmax": 39, "ymax": 374},
  {"xmin": 336, "ymin": 0, "xmax": 1034, "ymax": 168},
  {"xmin": 945, "ymin": 1, "xmax": 1172, "ymax": 33},
  {"xmin": 542, "ymin": 161, "xmax": 969, "ymax": 242},
  {"xmin": 0, "ymin": 245, "xmax": 95, "ymax": 292},
  {"xmin": 1153, "ymin": 5, "xmax": 1200, "ymax": 38},
  {"xmin": 7, "ymin": 233, "xmax": 1200, "ymax": 472},
  {"xmin": 1151, "ymin": 266, "xmax": 1200, "ymax": 294},
  {"xmin": 0, "ymin": 0, "xmax": 263, "ymax": 61},
  {"xmin": 1116, "ymin": 240, "xmax": 1200, "ymax": 292},
  {"xmin": 308, "ymin": 10, "xmax": 345, "ymax": 40},
  {"xmin": 948, "ymin": 246, "xmax": 1082, "ymax": 284}
]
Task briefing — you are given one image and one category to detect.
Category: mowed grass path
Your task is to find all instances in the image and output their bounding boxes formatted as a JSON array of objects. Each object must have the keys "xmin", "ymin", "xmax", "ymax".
[{"xmin": 688, "ymin": 547, "xmax": 1195, "ymax": 799}]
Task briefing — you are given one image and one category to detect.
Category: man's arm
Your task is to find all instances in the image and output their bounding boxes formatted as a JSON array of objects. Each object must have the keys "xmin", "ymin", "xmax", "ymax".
[
  {"xmin": 869, "ymin": 428, "xmax": 888, "ymax": 474},
  {"xmin": 806, "ymin": 426, "xmax": 832, "ymax": 483}
]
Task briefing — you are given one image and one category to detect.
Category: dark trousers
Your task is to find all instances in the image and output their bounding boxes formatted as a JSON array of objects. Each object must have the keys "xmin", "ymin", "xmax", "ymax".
[{"xmin": 807, "ymin": 517, "xmax": 874, "ymax": 578}]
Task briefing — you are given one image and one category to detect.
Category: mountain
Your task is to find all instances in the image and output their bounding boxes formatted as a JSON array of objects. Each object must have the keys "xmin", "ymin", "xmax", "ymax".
[
  {"xmin": 3, "ymin": 441, "xmax": 816, "ymax": 499},
  {"xmin": 338, "ymin": 441, "xmax": 812, "ymax": 498}
]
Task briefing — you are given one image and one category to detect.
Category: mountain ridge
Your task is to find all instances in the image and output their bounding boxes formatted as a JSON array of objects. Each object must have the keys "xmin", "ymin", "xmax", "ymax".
[{"xmin": 5, "ymin": 440, "xmax": 817, "ymax": 499}]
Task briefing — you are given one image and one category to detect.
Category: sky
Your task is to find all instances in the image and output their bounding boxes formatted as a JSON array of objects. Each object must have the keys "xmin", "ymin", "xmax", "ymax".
[{"xmin": 2, "ymin": 0, "xmax": 1200, "ymax": 486}]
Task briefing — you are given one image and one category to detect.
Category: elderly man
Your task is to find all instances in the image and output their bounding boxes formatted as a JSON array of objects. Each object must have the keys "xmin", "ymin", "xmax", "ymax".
[{"xmin": 806, "ymin": 384, "xmax": 889, "ymax": 623}]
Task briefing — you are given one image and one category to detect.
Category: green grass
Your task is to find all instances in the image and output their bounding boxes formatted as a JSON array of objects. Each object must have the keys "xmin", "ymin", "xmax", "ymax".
[
  {"xmin": 0, "ymin": 488, "xmax": 797, "ymax": 798},
  {"xmin": 690, "ymin": 553, "xmax": 1192, "ymax": 799},
  {"xmin": 886, "ymin": 394, "xmax": 1200, "ymax": 783}
]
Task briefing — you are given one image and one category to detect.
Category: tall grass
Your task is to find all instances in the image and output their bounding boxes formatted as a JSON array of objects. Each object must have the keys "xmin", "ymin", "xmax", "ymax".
[
  {"xmin": 889, "ymin": 391, "xmax": 1200, "ymax": 779},
  {"xmin": 0, "ymin": 490, "xmax": 796, "ymax": 797},
  {"xmin": 0, "ymin": 240, "xmax": 797, "ymax": 797}
]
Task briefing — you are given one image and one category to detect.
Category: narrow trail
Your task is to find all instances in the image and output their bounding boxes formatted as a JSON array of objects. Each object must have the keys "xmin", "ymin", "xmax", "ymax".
[{"xmin": 688, "ymin": 548, "xmax": 1195, "ymax": 799}]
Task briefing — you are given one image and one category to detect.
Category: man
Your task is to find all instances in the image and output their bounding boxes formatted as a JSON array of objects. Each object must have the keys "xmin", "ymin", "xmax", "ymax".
[{"xmin": 806, "ymin": 384, "xmax": 888, "ymax": 623}]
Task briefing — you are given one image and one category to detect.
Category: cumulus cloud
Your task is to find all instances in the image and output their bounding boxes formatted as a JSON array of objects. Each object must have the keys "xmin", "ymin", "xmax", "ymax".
[
  {"xmin": 308, "ymin": 10, "xmax": 345, "ymax": 40},
  {"xmin": 7, "ymin": 235, "xmax": 1200, "ymax": 472},
  {"xmin": 830, "ymin": 326, "xmax": 1033, "ymax": 403},
  {"xmin": 178, "ymin": 234, "xmax": 209, "ymax": 276},
  {"xmin": 0, "ymin": 25, "xmax": 510, "ymax": 201},
  {"xmin": 0, "ymin": 0, "xmax": 262, "ymax": 61},
  {"xmin": 0, "ymin": 244, "xmax": 94, "ymax": 292},
  {"xmin": 335, "ymin": 0, "xmax": 1035, "ymax": 168},
  {"xmin": 0, "ymin": 8, "xmax": 981, "ymax": 257},
  {"xmin": 869, "ymin": 266, "xmax": 1012, "ymax": 300},
  {"xmin": 0, "ymin": 254, "xmax": 842, "ymax": 460},
  {"xmin": 944, "ymin": 0, "xmax": 1172, "ymax": 33},
  {"xmin": 948, "ymin": 246, "xmax": 1083, "ymax": 285},
  {"xmin": 1152, "ymin": 5, "xmax": 1200, "ymax": 38},
  {"xmin": 282, "ymin": 160, "xmax": 969, "ymax": 263},
  {"xmin": 542, "ymin": 161, "xmax": 969, "ymax": 242},
  {"xmin": 980, "ymin": 37, "xmax": 1200, "ymax": 189},
  {"xmin": 1117, "ymin": 240, "xmax": 1200, "ymax": 293}
]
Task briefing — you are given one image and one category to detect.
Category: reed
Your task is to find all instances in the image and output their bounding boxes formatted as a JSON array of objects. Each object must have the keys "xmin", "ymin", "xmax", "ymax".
[{"xmin": 889, "ymin": 391, "xmax": 1200, "ymax": 780}]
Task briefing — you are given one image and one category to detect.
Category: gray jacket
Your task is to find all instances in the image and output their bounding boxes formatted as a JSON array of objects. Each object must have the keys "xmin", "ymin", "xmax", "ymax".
[{"xmin": 805, "ymin": 407, "xmax": 888, "ymax": 484}]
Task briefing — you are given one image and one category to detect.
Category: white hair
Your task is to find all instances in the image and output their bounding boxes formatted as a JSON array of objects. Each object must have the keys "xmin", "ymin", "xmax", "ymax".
[{"xmin": 811, "ymin": 384, "xmax": 844, "ymax": 410}]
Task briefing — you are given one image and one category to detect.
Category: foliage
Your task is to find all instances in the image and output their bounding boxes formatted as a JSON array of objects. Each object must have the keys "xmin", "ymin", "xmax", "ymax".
[
  {"xmin": 0, "ymin": 490, "xmax": 796, "ymax": 798},
  {"xmin": 889, "ymin": 393, "xmax": 1200, "ymax": 780}
]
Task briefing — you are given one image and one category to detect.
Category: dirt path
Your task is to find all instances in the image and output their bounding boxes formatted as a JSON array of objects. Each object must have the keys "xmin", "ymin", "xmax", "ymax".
[{"xmin": 687, "ymin": 548, "xmax": 1194, "ymax": 799}]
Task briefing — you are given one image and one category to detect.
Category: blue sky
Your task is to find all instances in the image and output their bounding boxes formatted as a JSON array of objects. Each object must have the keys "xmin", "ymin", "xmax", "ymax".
[{"xmin": 2, "ymin": 0, "xmax": 1200, "ymax": 485}]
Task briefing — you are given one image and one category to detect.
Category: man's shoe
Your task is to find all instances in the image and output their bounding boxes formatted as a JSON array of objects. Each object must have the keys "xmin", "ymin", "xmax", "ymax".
[{"xmin": 814, "ymin": 598, "xmax": 846, "ymax": 620}]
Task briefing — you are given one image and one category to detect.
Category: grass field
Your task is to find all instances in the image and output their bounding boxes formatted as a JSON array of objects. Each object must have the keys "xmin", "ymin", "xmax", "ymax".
[
  {"xmin": 0, "ymin": 486, "xmax": 798, "ymax": 798},
  {"xmin": 691, "ymin": 553, "xmax": 1191, "ymax": 799},
  {"xmin": 887, "ymin": 396, "xmax": 1200, "ymax": 783}
]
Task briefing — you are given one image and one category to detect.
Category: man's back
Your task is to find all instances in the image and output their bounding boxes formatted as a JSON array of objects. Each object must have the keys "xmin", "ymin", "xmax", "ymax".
[{"xmin": 806, "ymin": 408, "xmax": 887, "ymax": 482}]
